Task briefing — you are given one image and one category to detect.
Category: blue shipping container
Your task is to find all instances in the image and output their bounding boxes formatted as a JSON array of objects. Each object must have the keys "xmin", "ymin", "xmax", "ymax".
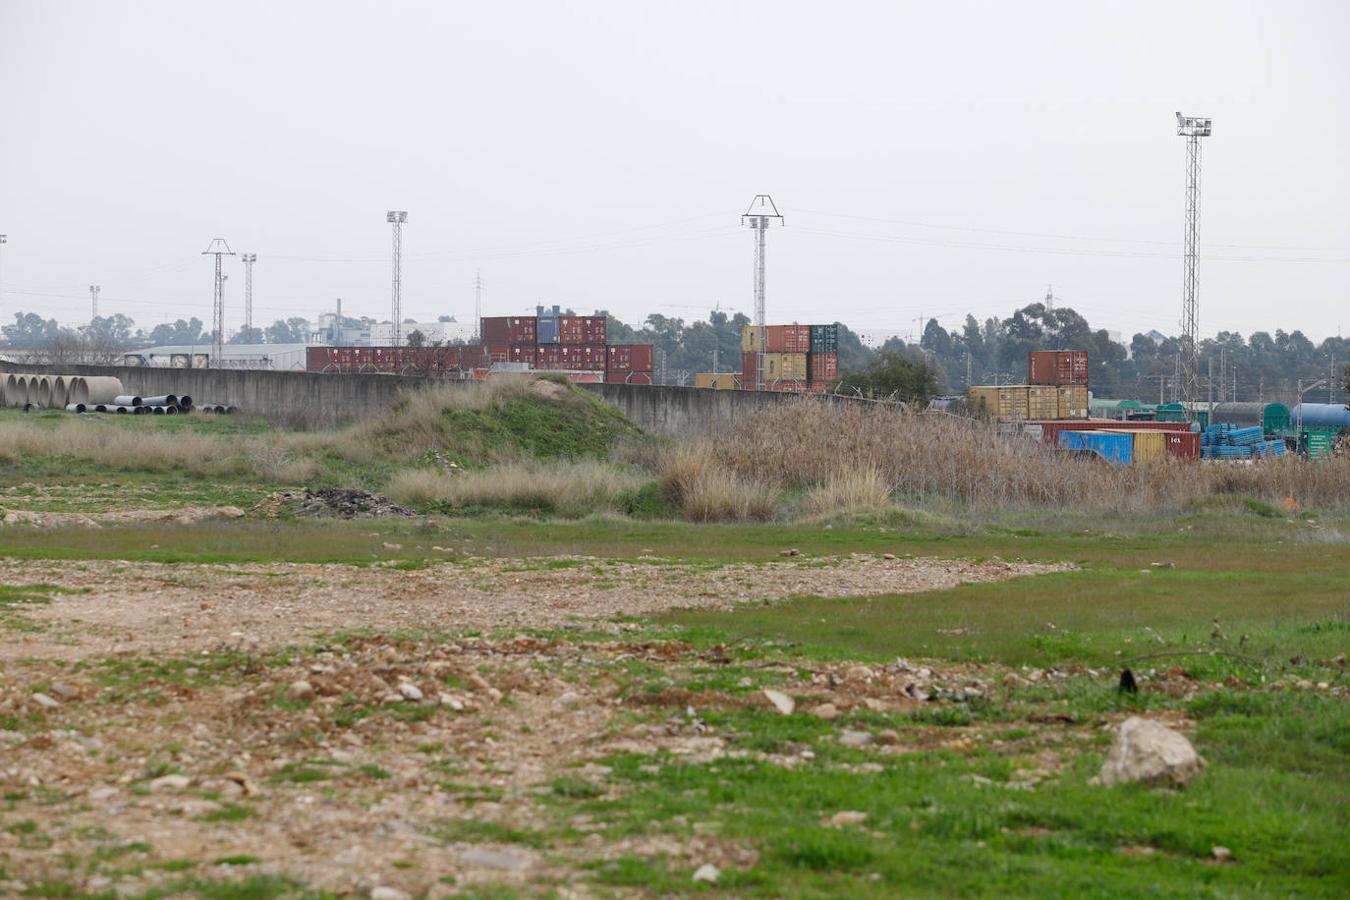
[
  {"xmin": 536, "ymin": 305, "xmax": 562, "ymax": 344},
  {"xmin": 810, "ymin": 324, "xmax": 839, "ymax": 353},
  {"xmin": 1058, "ymin": 430, "xmax": 1134, "ymax": 464}
]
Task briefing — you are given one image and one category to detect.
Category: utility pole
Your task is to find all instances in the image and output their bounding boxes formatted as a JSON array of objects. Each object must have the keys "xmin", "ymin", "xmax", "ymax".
[
  {"xmin": 386, "ymin": 211, "xmax": 407, "ymax": 346},
  {"xmin": 89, "ymin": 285, "xmax": 100, "ymax": 321},
  {"xmin": 0, "ymin": 235, "xmax": 8, "ymax": 316},
  {"xmin": 474, "ymin": 269, "xmax": 482, "ymax": 342},
  {"xmin": 742, "ymin": 195, "xmax": 783, "ymax": 390},
  {"xmin": 1044, "ymin": 284, "xmax": 1055, "ymax": 311},
  {"xmin": 240, "ymin": 253, "xmax": 257, "ymax": 343},
  {"xmin": 202, "ymin": 238, "xmax": 235, "ymax": 367},
  {"xmin": 1176, "ymin": 111, "xmax": 1212, "ymax": 418},
  {"xmin": 659, "ymin": 348, "xmax": 668, "ymax": 386}
]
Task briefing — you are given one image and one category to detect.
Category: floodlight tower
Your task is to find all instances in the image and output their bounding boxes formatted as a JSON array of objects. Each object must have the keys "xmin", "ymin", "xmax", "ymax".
[
  {"xmin": 741, "ymin": 195, "xmax": 783, "ymax": 390},
  {"xmin": 1176, "ymin": 111, "xmax": 1212, "ymax": 414},
  {"xmin": 240, "ymin": 253, "xmax": 257, "ymax": 343},
  {"xmin": 202, "ymin": 238, "xmax": 236, "ymax": 367},
  {"xmin": 89, "ymin": 285, "xmax": 100, "ymax": 321},
  {"xmin": 386, "ymin": 211, "xmax": 408, "ymax": 346}
]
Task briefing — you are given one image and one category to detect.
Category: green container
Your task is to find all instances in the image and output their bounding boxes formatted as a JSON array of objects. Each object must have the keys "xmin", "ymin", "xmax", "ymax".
[
  {"xmin": 1263, "ymin": 403, "xmax": 1290, "ymax": 434},
  {"xmin": 810, "ymin": 324, "xmax": 838, "ymax": 353}
]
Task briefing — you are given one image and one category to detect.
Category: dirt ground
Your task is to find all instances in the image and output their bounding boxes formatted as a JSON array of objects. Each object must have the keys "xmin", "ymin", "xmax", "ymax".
[{"xmin": 0, "ymin": 554, "xmax": 1069, "ymax": 662}]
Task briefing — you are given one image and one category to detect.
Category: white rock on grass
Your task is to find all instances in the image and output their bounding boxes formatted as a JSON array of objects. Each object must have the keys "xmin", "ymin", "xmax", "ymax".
[
  {"xmin": 1095, "ymin": 717, "xmax": 1205, "ymax": 787},
  {"xmin": 692, "ymin": 863, "xmax": 720, "ymax": 883},
  {"xmin": 371, "ymin": 888, "xmax": 410, "ymax": 900},
  {"xmin": 762, "ymin": 689, "xmax": 795, "ymax": 715},
  {"xmin": 397, "ymin": 682, "xmax": 424, "ymax": 701}
]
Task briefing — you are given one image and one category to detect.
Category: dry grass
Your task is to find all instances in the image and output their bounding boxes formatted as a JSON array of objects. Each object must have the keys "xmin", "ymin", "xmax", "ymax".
[
  {"xmin": 688, "ymin": 399, "xmax": 1350, "ymax": 514},
  {"xmin": 801, "ymin": 466, "xmax": 893, "ymax": 518},
  {"xmin": 0, "ymin": 420, "xmax": 254, "ymax": 478},
  {"xmin": 384, "ymin": 460, "xmax": 645, "ymax": 517},
  {"xmin": 659, "ymin": 443, "xmax": 778, "ymax": 522}
]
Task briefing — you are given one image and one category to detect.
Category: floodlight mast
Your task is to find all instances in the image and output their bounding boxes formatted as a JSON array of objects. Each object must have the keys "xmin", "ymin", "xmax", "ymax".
[
  {"xmin": 202, "ymin": 238, "xmax": 236, "ymax": 367},
  {"xmin": 240, "ymin": 254, "xmax": 257, "ymax": 343},
  {"xmin": 741, "ymin": 195, "xmax": 783, "ymax": 390},
  {"xmin": 1176, "ymin": 111, "xmax": 1211, "ymax": 413},
  {"xmin": 386, "ymin": 211, "xmax": 407, "ymax": 346}
]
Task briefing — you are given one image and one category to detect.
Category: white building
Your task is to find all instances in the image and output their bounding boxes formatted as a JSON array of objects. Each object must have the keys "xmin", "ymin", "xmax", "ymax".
[{"xmin": 121, "ymin": 343, "xmax": 310, "ymax": 371}]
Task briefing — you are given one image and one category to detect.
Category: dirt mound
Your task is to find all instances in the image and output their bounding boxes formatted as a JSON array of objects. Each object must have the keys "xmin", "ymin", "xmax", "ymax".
[{"xmin": 295, "ymin": 488, "xmax": 413, "ymax": 518}]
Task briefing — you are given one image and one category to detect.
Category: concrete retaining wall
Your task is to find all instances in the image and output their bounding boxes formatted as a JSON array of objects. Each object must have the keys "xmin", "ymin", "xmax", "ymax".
[{"xmin": 0, "ymin": 362, "xmax": 895, "ymax": 434}]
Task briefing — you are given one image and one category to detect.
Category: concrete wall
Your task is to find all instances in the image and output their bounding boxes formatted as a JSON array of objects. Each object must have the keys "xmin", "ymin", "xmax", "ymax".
[{"xmin": 0, "ymin": 362, "xmax": 896, "ymax": 433}]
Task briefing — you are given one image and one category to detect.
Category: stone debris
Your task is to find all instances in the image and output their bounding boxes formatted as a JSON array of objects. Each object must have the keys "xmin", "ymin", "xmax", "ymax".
[
  {"xmin": 762, "ymin": 688, "xmax": 795, "ymax": 715},
  {"xmin": 1094, "ymin": 717, "xmax": 1205, "ymax": 788},
  {"xmin": 825, "ymin": 811, "xmax": 868, "ymax": 827},
  {"xmin": 692, "ymin": 863, "xmax": 721, "ymax": 883}
]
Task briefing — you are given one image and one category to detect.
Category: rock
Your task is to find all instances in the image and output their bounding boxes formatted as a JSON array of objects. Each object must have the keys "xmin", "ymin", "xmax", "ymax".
[
  {"xmin": 1095, "ymin": 717, "xmax": 1205, "ymax": 788},
  {"xmin": 286, "ymin": 680, "xmax": 315, "ymax": 702},
  {"xmin": 558, "ymin": 691, "xmax": 580, "ymax": 706},
  {"xmin": 1211, "ymin": 846, "xmax": 1233, "ymax": 863},
  {"xmin": 48, "ymin": 682, "xmax": 80, "ymax": 700},
  {"xmin": 1150, "ymin": 561, "xmax": 1174, "ymax": 569},
  {"xmin": 825, "ymin": 810, "xmax": 868, "ymax": 827},
  {"xmin": 397, "ymin": 682, "xmax": 424, "ymax": 701},
  {"xmin": 149, "ymin": 774, "xmax": 192, "ymax": 792},
  {"xmin": 762, "ymin": 689, "xmax": 795, "ymax": 715},
  {"xmin": 89, "ymin": 786, "xmax": 119, "ymax": 801},
  {"xmin": 845, "ymin": 665, "xmax": 872, "ymax": 682},
  {"xmin": 779, "ymin": 548, "xmax": 800, "ymax": 557},
  {"xmin": 839, "ymin": 730, "xmax": 874, "ymax": 747},
  {"xmin": 461, "ymin": 847, "xmax": 533, "ymax": 872},
  {"xmin": 692, "ymin": 863, "xmax": 720, "ymax": 883},
  {"xmin": 31, "ymin": 693, "xmax": 59, "ymax": 709},
  {"xmin": 382, "ymin": 543, "xmax": 404, "ymax": 551},
  {"xmin": 882, "ymin": 553, "xmax": 896, "ymax": 560},
  {"xmin": 466, "ymin": 673, "xmax": 493, "ymax": 693},
  {"xmin": 876, "ymin": 729, "xmax": 900, "ymax": 746},
  {"xmin": 371, "ymin": 888, "xmax": 410, "ymax": 900},
  {"xmin": 811, "ymin": 703, "xmax": 839, "ymax": 721},
  {"xmin": 439, "ymin": 693, "xmax": 465, "ymax": 711}
]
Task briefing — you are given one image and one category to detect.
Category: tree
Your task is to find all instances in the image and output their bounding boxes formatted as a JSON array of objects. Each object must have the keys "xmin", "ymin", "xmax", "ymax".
[
  {"xmin": 3, "ymin": 312, "xmax": 61, "ymax": 347},
  {"xmin": 835, "ymin": 350, "xmax": 939, "ymax": 405},
  {"xmin": 265, "ymin": 317, "xmax": 310, "ymax": 344},
  {"xmin": 146, "ymin": 318, "xmax": 206, "ymax": 346},
  {"xmin": 406, "ymin": 329, "xmax": 426, "ymax": 348}
]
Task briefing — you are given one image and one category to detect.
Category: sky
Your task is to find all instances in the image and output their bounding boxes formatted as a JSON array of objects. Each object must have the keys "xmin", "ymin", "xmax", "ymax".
[{"xmin": 1, "ymin": 0, "xmax": 1348, "ymax": 345}]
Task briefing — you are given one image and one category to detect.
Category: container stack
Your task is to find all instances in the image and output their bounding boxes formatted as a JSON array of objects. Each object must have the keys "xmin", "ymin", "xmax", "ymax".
[
  {"xmin": 967, "ymin": 350, "xmax": 1089, "ymax": 420},
  {"xmin": 1201, "ymin": 424, "xmax": 1287, "ymax": 460},
  {"xmin": 307, "ymin": 310, "xmax": 654, "ymax": 385},
  {"xmin": 736, "ymin": 323, "xmax": 838, "ymax": 392}
]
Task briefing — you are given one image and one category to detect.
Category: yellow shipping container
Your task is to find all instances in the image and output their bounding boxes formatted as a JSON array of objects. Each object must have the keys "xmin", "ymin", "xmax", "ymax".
[
  {"xmin": 763, "ymin": 352, "xmax": 808, "ymax": 382},
  {"xmin": 968, "ymin": 385, "xmax": 1001, "ymax": 413},
  {"xmin": 694, "ymin": 373, "xmax": 739, "ymax": 390},
  {"xmin": 741, "ymin": 325, "xmax": 762, "ymax": 352},
  {"xmin": 1105, "ymin": 429, "xmax": 1165, "ymax": 463},
  {"xmin": 1027, "ymin": 385, "xmax": 1059, "ymax": 419},
  {"xmin": 1058, "ymin": 385, "xmax": 1089, "ymax": 418},
  {"xmin": 997, "ymin": 385, "xmax": 1031, "ymax": 420}
]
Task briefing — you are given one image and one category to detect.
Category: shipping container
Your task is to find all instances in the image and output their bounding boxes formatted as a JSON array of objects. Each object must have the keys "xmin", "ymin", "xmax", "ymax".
[
  {"xmin": 967, "ymin": 385, "xmax": 1001, "ymax": 414},
  {"xmin": 741, "ymin": 325, "xmax": 763, "ymax": 353},
  {"xmin": 742, "ymin": 351, "xmax": 759, "ymax": 384},
  {"xmin": 560, "ymin": 343, "xmax": 606, "ymax": 370},
  {"xmin": 558, "ymin": 315, "xmax": 607, "ymax": 344},
  {"xmin": 808, "ymin": 351, "xmax": 838, "ymax": 383},
  {"xmin": 1028, "ymin": 419, "xmax": 1197, "ymax": 447},
  {"xmin": 765, "ymin": 325, "xmax": 812, "ymax": 353},
  {"xmin": 1028, "ymin": 350, "xmax": 1089, "ymax": 385},
  {"xmin": 508, "ymin": 343, "xmax": 536, "ymax": 367},
  {"xmin": 480, "ymin": 316, "xmax": 537, "ymax": 343},
  {"xmin": 605, "ymin": 344, "xmax": 655, "ymax": 373},
  {"xmin": 1057, "ymin": 384, "xmax": 1090, "ymax": 418},
  {"xmin": 534, "ymin": 344, "xmax": 566, "ymax": 369},
  {"xmin": 1058, "ymin": 430, "xmax": 1133, "ymax": 464},
  {"xmin": 485, "ymin": 342, "xmax": 510, "ymax": 364},
  {"xmin": 1163, "ymin": 430, "xmax": 1201, "ymax": 460},
  {"xmin": 695, "ymin": 372, "xmax": 740, "ymax": 390},
  {"xmin": 763, "ymin": 352, "xmax": 809, "ymax": 382},
  {"xmin": 810, "ymin": 324, "xmax": 839, "ymax": 353},
  {"xmin": 1105, "ymin": 429, "xmax": 1165, "ymax": 463},
  {"xmin": 605, "ymin": 370, "xmax": 654, "ymax": 385},
  {"xmin": 537, "ymin": 313, "xmax": 560, "ymax": 344},
  {"xmin": 1027, "ymin": 385, "xmax": 1059, "ymax": 419}
]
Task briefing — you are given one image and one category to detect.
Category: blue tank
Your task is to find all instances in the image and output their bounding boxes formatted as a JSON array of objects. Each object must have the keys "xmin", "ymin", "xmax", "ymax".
[{"xmin": 1291, "ymin": 403, "xmax": 1350, "ymax": 430}]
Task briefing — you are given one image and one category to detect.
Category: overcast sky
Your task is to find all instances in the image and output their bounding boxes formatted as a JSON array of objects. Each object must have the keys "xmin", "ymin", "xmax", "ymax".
[{"xmin": 2, "ymin": 0, "xmax": 1347, "ymax": 344}]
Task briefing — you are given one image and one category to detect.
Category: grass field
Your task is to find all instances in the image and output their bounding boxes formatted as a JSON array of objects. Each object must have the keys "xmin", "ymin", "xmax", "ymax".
[{"xmin": 1, "ymin": 385, "xmax": 1347, "ymax": 897}]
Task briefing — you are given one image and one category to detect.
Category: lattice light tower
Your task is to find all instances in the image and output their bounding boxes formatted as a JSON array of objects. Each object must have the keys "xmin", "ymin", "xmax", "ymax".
[
  {"xmin": 386, "ymin": 211, "xmax": 408, "ymax": 346},
  {"xmin": 1176, "ymin": 111, "xmax": 1212, "ymax": 411},
  {"xmin": 240, "ymin": 253, "xmax": 257, "ymax": 343},
  {"xmin": 202, "ymin": 238, "xmax": 235, "ymax": 367},
  {"xmin": 89, "ymin": 284, "xmax": 100, "ymax": 321},
  {"xmin": 742, "ymin": 195, "xmax": 783, "ymax": 389}
]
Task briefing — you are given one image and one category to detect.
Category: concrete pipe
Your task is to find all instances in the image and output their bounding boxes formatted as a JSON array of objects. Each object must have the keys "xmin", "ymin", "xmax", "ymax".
[
  {"xmin": 66, "ymin": 376, "xmax": 90, "ymax": 405},
  {"xmin": 112, "ymin": 394, "xmax": 144, "ymax": 407},
  {"xmin": 81, "ymin": 376, "xmax": 125, "ymax": 405},
  {"xmin": 150, "ymin": 406, "xmax": 165, "ymax": 415},
  {"xmin": 114, "ymin": 406, "xmax": 130, "ymax": 414},
  {"xmin": 51, "ymin": 376, "xmax": 70, "ymax": 408},
  {"xmin": 0, "ymin": 372, "xmax": 6, "ymax": 406},
  {"xmin": 177, "ymin": 394, "xmax": 192, "ymax": 407},
  {"xmin": 65, "ymin": 403, "xmax": 87, "ymax": 413},
  {"xmin": 29, "ymin": 376, "xmax": 53, "ymax": 408},
  {"xmin": 162, "ymin": 405, "xmax": 179, "ymax": 415},
  {"xmin": 140, "ymin": 394, "xmax": 178, "ymax": 407},
  {"xmin": 93, "ymin": 404, "xmax": 109, "ymax": 413},
  {"xmin": 132, "ymin": 405, "xmax": 148, "ymax": 415}
]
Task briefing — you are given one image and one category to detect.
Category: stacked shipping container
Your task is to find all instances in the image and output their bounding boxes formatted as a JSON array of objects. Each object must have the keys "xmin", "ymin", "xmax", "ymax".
[
  {"xmin": 967, "ymin": 350, "xmax": 1091, "ymax": 421},
  {"xmin": 739, "ymin": 323, "xmax": 839, "ymax": 392}
]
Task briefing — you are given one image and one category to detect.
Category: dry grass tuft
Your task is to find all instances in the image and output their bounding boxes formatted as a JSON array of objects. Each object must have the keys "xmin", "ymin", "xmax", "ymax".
[
  {"xmin": 385, "ymin": 459, "xmax": 644, "ymax": 517},
  {"xmin": 802, "ymin": 466, "xmax": 893, "ymax": 518},
  {"xmin": 0, "ymin": 420, "xmax": 253, "ymax": 478},
  {"xmin": 659, "ymin": 442, "xmax": 777, "ymax": 522}
]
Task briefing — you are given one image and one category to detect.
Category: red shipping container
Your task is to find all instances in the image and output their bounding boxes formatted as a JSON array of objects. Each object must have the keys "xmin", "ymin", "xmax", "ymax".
[
  {"xmin": 480, "ymin": 316, "xmax": 537, "ymax": 343},
  {"xmin": 560, "ymin": 344, "xmax": 606, "ymax": 370},
  {"xmin": 486, "ymin": 342, "xmax": 510, "ymax": 364},
  {"xmin": 1028, "ymin": 350, "xmax": 1089, "ymax": 385},
  {"xmin": 809, "ymin": 351, "xmax": 838, "ymax": 383},
  {"xmin": 606, "ymin": 344, "xmax": 655, "ymax": 373},
  {"xmin": 1029, "ymin": 419, "xmax": 1198, "ymax": 447},
  {"xmin": 558, "ymin": 316, "xmax": 607, "ymax": 344},
  {"xmin": 605, "ymin": 370, "xmax": 653, "ymax": 384},
  {"xmin": 765, "ymin": 324, "xmax": 812, "ymax": 353},
  {"xmin": 509, "ymin": 342, "xmax": 536, "ymax": 366},
  {"xmin": 1163, "ymin": 431, "xmax": 1201, "ymax": 460},
  {"xmin": 307, "ymin": 347, "xmax": 335, "ymax": 371},
  {"xmin": 742, "ymin": 351, "xmax": 759, "ymax": 384},
  {"xmin": 535, "ymin": 344, "xmax": 566, "ymax": 369}
]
